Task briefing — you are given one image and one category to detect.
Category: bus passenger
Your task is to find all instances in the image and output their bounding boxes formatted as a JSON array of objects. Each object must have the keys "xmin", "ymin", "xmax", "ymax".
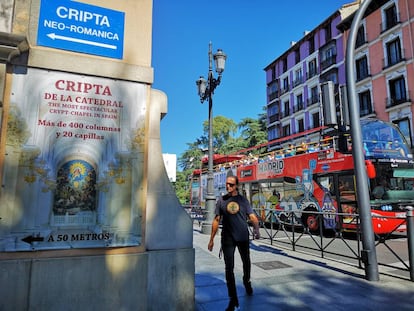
[
  {"xmin": 308, "ymin": 142, "xmax": 320, "ymax": 152},
  {"xmin": 286, "ymin": 144, "xmax": 296, "ymax": 157},
  {"xmin": 367, "ymin": 134, "xmax": 379, "ymax": 149},
  {"xmin": 380, "ymin": 134, "xmax": 392, "ymax": 149},
  {"xmin": 372, "ymin": 179, "xmax": 389, "ymax": 199},
  {"xmin": 297, "ymin": 141, "xmax": 308, "ymax": 154},
  {"xmin": 275, "ymin": 150, "xmax": 284, "ymax": 158},
  {"xmin": 393, "ymin": 140, "xmax": 407, "ymax": 157}
]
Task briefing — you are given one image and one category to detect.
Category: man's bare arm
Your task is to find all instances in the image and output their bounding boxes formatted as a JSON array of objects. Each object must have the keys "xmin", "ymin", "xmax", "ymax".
[
  {"xmin": 249, "ymin": 213, "xmax": 260, "ymax": 239},
  {"xmin": 208, "ymin": 215, "xmax": 221, "ymax": 251}
]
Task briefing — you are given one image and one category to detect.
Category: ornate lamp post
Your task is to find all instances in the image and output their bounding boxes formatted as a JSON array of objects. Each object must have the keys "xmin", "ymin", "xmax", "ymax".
[{"xmin": 196, "ymin": 42, "xmax": 226, "ymax": 234}]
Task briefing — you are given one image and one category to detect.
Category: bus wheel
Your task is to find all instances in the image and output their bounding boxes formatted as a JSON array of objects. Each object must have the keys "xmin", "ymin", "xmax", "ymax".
[{"xmin": 303, "ymin": 214, "xmax": 319, "ymax": 232}]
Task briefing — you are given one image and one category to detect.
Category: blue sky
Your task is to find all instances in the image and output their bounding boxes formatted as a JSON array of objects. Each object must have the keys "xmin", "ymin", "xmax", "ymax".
[{"xmin": 152, "ymin": 0, "xmax": 352, "ymax": 158}]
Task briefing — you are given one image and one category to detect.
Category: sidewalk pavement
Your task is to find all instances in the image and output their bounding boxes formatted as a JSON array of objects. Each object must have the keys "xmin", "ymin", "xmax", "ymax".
[{"xmin": 193, "ymin": 226, "xmax": 414, "ymax": 311}]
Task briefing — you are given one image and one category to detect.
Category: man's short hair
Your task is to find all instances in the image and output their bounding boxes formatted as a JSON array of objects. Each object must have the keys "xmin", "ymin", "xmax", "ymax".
[{"xmin": 227, "ymin": 175, "xmax": 239, "ymax": 185}]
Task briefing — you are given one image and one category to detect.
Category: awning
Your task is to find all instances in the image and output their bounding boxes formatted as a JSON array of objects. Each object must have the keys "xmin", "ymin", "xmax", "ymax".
[{"xmin": 393, "ymin": 168, "xmax": 414, "ymax": 178}]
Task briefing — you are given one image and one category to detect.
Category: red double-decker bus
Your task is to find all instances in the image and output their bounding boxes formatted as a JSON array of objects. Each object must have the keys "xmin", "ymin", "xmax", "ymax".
[{"xmin": 190, "ymin": 119, "xmax": 414, "ymax": 235}]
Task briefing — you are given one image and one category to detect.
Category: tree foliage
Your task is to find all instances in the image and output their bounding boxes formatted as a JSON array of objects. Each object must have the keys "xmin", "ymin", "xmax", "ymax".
[
  {"xmin": 200, "ymin": 115, "xmax": 238, "ymax": 151},
  {"xmin": 172, "ymin": 110, "xmax": 267, "ymax": 204},
  {"xmin": 238, "ymin": 116, "xmax": 267, "ymax": 152}
]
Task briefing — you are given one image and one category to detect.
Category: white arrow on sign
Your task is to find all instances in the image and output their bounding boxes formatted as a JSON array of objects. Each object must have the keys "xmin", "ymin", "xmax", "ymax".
[{"xmin": 47, "ymin": 33, "xmax": 117, "ymax": 50}]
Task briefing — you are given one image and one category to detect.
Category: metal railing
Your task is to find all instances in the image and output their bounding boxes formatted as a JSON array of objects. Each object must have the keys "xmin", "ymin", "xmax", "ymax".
[
  {"xmin": 184, "ymin": 205, "xmax": 207, "ymax": 225},
  {"xmin": 185, "ymin": 203, "xmax": 414, "ymax": 281},
  {"xmin": 249, "ymin": 208, "xmax": 414, "ymax": 281}
]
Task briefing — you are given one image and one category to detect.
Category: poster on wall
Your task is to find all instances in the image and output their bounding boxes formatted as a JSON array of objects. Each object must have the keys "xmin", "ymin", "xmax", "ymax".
[{"xmin": 0, "ymin": 67, "xmax": 146, "ymax": 251}]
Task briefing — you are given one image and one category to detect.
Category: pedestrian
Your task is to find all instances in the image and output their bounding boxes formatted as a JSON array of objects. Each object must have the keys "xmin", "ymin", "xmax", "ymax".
[{"xmin": 208, "ymin": 175, "xmax": 260, "ymax": 311}]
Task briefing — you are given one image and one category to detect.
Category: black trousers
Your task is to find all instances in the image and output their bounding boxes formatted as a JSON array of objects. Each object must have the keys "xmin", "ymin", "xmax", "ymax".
[{"xmin": 221, "ymin": 236, "xmax": 251, "ymax": 302}]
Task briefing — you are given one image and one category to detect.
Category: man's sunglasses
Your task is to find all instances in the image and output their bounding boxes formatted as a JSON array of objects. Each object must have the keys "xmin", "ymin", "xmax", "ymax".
[{"xmin": 226, "ymin": 183, "xmax": 236, "ymax": 187}]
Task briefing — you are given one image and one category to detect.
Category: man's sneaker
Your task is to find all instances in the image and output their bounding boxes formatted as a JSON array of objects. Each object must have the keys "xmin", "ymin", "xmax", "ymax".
[
  {"xmin": 225, "ymin": 299, "xmax": 240, "ymax": 311},
  {"xmin": 244, "ymin": 281, "xmax": 253, "ymax": 296}
]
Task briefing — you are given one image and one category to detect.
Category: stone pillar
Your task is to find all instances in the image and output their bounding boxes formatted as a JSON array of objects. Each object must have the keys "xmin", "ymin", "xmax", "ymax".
[{"xmin": 0, "ymin": 1, "xmax": 194, "ymax": 310}]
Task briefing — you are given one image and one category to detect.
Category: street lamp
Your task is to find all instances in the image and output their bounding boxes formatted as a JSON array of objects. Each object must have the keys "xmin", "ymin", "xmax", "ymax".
[
  {"xmin": 196, "ymin": 42, "xmax": 227, "ymax": 234},
  {"xmin": 345, "ymin": 0, "xmax": 379, "ymax": 281}
]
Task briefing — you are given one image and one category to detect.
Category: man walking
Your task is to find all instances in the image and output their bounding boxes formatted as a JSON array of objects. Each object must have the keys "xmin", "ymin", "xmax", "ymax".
[{"xmin": 208, "ymin": 175, "xmax": 260, "ymax": 311}]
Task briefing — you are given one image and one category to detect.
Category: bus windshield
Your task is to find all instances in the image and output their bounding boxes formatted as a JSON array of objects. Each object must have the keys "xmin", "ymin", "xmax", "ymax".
[
  {"xmin": 360, "ymin": 119, "xmax": 414, "ymax": 207},
  {"xmin": 370, "ymin": 164, "xmax": 414, "ymax": 205},
  {"xmin": 362, "ymin": 119, "xmax": 410, "ymax": 158}
]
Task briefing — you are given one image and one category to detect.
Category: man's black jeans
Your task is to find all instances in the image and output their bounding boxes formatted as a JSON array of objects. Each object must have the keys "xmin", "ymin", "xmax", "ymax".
[{"xmin": 221, "ymin": 236, "xmax": 251, "ymax": 302}]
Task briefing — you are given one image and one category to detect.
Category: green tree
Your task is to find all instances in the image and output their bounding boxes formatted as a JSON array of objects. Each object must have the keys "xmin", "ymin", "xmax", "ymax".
[
  {"xmin": 200, "ymin": 115, "xmax": 238, "ymax": 151},
  {"xmin": 174, "ymin": 110, "xmax": 268, "ymax": 204},
  {"xmin": 238, "ymin": 114, "xmax": 268, "ymax": 153},
  {"xmin": 218, "ymin": 136, "xmax": 245, "ymax": 154},
  {"xmin": 173, "ymin": 170, "xmax": 191, "ymax": 204},
  {"xmin": 179, "ymin": 141, "xmax": 204, "ymax": 171}
]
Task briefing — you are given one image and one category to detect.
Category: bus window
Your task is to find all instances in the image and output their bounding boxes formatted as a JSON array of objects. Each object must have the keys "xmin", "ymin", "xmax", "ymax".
[
  {"xmin": 404, "ymin": 180, "xmax": 413, "ymax": 190},
  {"xmin": 371, "ymin": 166, "xmax": 414, "ymax": 202},
  {"xmin": 338, "ymin": 175, "xmax": 356, "ymax": 201}
]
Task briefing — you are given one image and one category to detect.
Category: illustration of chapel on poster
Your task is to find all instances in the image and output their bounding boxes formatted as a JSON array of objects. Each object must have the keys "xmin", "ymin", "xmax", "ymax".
[{"xmin": 0, "ymin": 67, "xmax": 146, "ymax": 251}]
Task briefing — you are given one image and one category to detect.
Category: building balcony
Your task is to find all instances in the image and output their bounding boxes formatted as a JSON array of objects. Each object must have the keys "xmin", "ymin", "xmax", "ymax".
[
  {"xmin": 306, "ymin": 69, "xmax": 318, "ymax": 80},
  {"xmin": 282, "ymin": 109, "xmax": 290, "ymax": 118},
  {"xmin": 320, "ymin": 54, "xmax": 337, "ymax": 71},
  {"xmin": 356, "ymin": 72, "xmax": 371, "ymax": 82},
  {"xmin": 380, "ymin": 14, "xmax": 401, "ymax": 33},
  {"xmin": 267, "ymin": 91, "xmax": 279, "ymax": 102},
  {"xmin": 382, "ymin": 53, "xmax": 406, "ymax": 70},
  {"xmin": 292, "ymin": 77, "xmax": 303, "ymax": 88},
  {"xmin": 386, "ymin": 92, "xmax": 411, "ymax": 108},
  {"xmin": 360, "ymin": 107, "xmax": 375, "ymax": 117},
  {"xmin": 293, "ymin": 102, "xmax": 304, "ymax": 113},
  {"xmin": 269, "ymin": 114, "xmax": 280, "ymax": 124},
  {"xmin": 307, "ymin": 96, "xmax": 319, "ymax": 106},
  {"xmin": 355, "ymin": 37, "xmax": 367, "ymax": 49},
  {"xmin": 280, "ymin": 87, "xmax": 289, "ymax": 95}
]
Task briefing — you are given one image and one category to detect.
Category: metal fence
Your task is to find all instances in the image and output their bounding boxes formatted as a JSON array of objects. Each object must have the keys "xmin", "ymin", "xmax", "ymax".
[
  {"xmin": 184, "ymin": 204, "xmax": 414, "ymax": 281},
  {"xmin": 250, "ymin": 208, "xmax": 414, "ymax": 282},
  {"xmin": 184, "ymin": 205, "xmax": 207, "ymax": 225}
]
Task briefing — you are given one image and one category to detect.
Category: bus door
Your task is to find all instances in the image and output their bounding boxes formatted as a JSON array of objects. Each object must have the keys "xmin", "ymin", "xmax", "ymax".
[
  {"xmin": 336, "ymin": 174, "xmax": 358, "ymax": 230},
  {"xmin": 314, "ymin": 173, "xmax": 357, "ymax": 231}
]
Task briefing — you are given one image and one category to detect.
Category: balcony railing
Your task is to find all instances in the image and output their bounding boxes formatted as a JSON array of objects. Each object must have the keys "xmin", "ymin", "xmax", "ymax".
[
  {"xmin": 320, "ymin": 54, "xmax": 337, "ymax": 71},
  {"xmin": 269, "ymin": 114, "xmax": 280, "ymax": 124},
  {"xmin": 268, "ymin": 91, "xmax": 279, "ymax": 102},
  {"xmin": 282, "ymin": 109, "xmax": 290, "ymax": 118},
  {"xmin": 386, "ymin": 91, "xmax": 411, "ymax": 108},
  {"xmin": 280, "ymin": 87, "xmax": 289, "ymax": 95},
  {"xmin": 306, "ymin": 69, "xmax": 318, "ymax": 80},
  {"xmin": 356, "ymin": 71, "xmax": 371, "ymax": 82},
  {"xmin": 355, "ymin": 35, "xmax": 367, "ymax": 48},
  {"xmin": 292, "ymin": 77, "xmax": 303, "ymax": 88},
  {"xmin": 360, "ymin": 107, "xmax": 374, "ymax": 117},
  {"xmin": 293, "ymin": 102, "xmax": 304, "ymax": 113},
  {"xmin": 382, "ymin": 50, "xmax": 405, "ymax": 69},
  {"xmin": 307, "ymin": 96, "xmax": 319, "ymax": 106},
  {"xmin": 380, "ymin": 13, "xmax": 400, "ymax": 33}
]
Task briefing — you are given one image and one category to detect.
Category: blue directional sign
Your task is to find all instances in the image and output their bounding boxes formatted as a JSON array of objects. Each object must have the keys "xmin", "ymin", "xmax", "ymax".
[{"xmin": 37, "ymin": 0, "xmax": 125, "ymax": 59}]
